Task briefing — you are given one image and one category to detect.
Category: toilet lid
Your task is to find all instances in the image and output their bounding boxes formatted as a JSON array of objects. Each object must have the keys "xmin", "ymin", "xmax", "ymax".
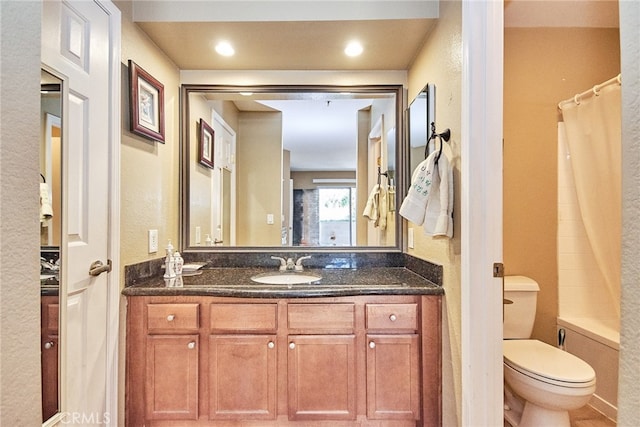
[{"xmin": 504, "ymin": 340, "xmax": 595, "ymax": 386}]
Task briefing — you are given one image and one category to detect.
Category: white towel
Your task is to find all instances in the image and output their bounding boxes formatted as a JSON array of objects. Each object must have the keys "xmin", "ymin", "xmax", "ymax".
[
  {"xmin": 40, "ymin": 183, "xmax": 53, "ymax": 223},
  {"xmin": 363, "ymin": 184, "xmax": 388, "ymax": 230},
  {"xmin": 399, "ymin": 151, "xmax": 438, "ymax": 225},
  {"xmin": 423, "ymin": 152, "xmax": 453, "ymax": 238},
  {"xmin": 399, "ymin": 150, "xmax": 454, "ymax": 239}
]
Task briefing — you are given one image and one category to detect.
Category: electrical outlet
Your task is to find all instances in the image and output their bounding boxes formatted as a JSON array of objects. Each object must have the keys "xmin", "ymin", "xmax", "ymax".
[
  {"xmin": 148, "ymin": 229, "xmax": 158, "ymax": 253},
  {"xmin": 408, "ymin": 228, "xmax": 414, "ymax": 249},
  {"xmin": 195, "ymin": 226, "xmax": 201, "ymax": 244}
]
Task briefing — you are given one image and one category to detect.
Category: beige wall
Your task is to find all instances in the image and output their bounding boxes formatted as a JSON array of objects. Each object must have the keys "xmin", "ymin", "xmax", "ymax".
[
  {"xmin": 0, "ymin": 1, "xmax": 43, "ymax": 424},
  {"xmin": 236, "ymin": 111, "xmax": 283, "ymax": 245},
  {"xmin": 188, "ymin": 93, "xmax": 214, "ymax": 244},
  {"xmin": 504, "ymin": 27, "xmax": 620, "ymax": 345},
  {"xmin": 117, "ymin": 0, "xmax": 180, "ymax": 272},
  {"xmin": 406, "ymin": 1, "xmax": 462, "ymax": 425}
]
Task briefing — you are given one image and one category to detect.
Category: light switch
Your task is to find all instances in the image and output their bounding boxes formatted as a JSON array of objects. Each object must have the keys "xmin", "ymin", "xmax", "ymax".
[
  {"xmin": 148, "ymin": 229, "xmax": 158, "ymax": 253},
  {"xmin": 267, "ymin": 214, "xmax": 274, "ymax": 225},
  {"xmin": 408, "ymin": 228, "xmax": 414, "ymax": 249}
]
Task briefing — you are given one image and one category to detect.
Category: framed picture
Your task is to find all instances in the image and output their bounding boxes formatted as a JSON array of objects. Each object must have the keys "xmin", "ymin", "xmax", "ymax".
[
  {"xmin": 199, "ymin": 118, "xmax": 215, "ymax": 168},
  {"xmin": 129, "ymin": 60, "xmax": 165, "ymax": 142}
]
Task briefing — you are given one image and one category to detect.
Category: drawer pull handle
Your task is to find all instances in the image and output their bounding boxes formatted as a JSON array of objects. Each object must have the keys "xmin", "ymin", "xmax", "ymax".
[
  {"xmin": 166, "ymin": 314, "xmax": 175, "ymax": 321},
  {"xmin": 369, "ymin": 341, "xmax": 376, "ymax": 349},
  {"xmin": 188, "ymin": 341, "xmax": 196, "ymax": 349},
  {"xmin": 44, "ymin": 341, "xmax": 55, "ymax": 350},
  {"xmin": 389, "ymin": 314, "xmax": 397, "ymax": 322},
  {"xmin": 289, "ymin": 342, "xmax": 296, "ymax": 350},
  {"xmin": 268, "ymin": 341, "xmax": 275, "ymax": 349}
]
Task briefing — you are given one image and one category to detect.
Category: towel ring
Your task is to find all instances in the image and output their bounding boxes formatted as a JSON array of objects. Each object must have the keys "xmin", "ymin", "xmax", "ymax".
[{"xmin": 40, "ymin": 173, "xmax": 46, "ymax": 183}]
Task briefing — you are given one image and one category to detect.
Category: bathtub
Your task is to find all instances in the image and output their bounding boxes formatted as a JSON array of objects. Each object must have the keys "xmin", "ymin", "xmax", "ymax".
[{"xmin": 557, "ymin": 317, "xmax": 619, "ymax": 421}]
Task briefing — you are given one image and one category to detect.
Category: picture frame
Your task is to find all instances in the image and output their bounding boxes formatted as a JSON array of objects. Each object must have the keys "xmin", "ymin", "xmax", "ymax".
[
  {"xmin": 198, "ymin": 118, "xmax": 215, "ymax": 168},
  {"xmin": 128, "ymin": 60, "xmax": 165, "ymax": 142}
]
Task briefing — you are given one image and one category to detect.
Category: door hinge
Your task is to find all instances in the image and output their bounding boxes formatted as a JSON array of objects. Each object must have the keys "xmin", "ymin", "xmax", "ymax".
[{"xmin": 493, "ymin": 262, "xmax": 504, "ymax": 278}]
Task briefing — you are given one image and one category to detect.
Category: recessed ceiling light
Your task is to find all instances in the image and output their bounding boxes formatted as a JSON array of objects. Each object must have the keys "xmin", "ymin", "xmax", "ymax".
[
  {"xmin": 215, "ymin": 41, "xmax": 235, "ymax": 57},
  {"xmin": 344, "ymin": 41, "xmax": 363, "ymax": 57},
  {"xmin": 240, "ymin": 92, "xmax": 253, "ymax": 96}
]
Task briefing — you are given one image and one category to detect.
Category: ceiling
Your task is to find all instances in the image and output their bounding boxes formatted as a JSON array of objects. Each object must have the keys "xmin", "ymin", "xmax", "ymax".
[{"xmin": 132, "ymin": 0, "xmax": 619, "ymax": 171}]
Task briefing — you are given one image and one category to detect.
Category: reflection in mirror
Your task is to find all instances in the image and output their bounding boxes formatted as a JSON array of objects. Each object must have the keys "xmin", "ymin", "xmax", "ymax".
[
  {"xmin": 40, "ymin": 69, "xmax": 62, "ymax": 423},
  {"xmin": 409, "ymin": 84, "xmax": 435, "ymax": 176},
  {"xmin": 181, "ymin": 85, "xmax": 404, "ymax": 250}
]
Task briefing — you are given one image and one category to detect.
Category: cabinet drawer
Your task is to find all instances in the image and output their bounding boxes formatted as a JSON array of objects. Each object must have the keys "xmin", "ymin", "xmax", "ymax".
[
  {"xmin": 366, "ymin": 304, "xmax": 417, "ymax": 331},
  {"xmin": 210, "ymin": 303, "xmax": 278, "ymax": 332},
  {"xmin": 147, "ymin": 303, "xmax": 199, "ymax": 332},
  {"xmin": 288, "ymin": 303, "xmax": 355, "ymax": 333}
]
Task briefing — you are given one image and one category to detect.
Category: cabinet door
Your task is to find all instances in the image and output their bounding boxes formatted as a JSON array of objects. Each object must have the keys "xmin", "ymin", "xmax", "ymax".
[
  {"xmin": 145, "ymin": 335, "xmax": 199, "ymax": 420},
  {"xmin": 41, "ymin": 334, "xmax": 59, "ymax": 421},
  {"xmin": 209, "ymin": 335, "xmax": 277, "ymax": 420},
  {"xmin": 287, "ymin": 335, "xmax": 356, "ymax": 420},
  {"xmin": 366, "ymin": 334, "xmax": 420, "ymax": 420}
]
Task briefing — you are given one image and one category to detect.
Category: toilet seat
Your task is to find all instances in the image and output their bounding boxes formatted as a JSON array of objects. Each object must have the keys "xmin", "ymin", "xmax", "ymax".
[{"xmin": 503, "ymin": 340, "xmax": 596, "ymax": 388}]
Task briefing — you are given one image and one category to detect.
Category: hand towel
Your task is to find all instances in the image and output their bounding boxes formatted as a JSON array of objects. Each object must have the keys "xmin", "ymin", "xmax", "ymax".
[
  {"xmin": 423, "ymin": 153, "xmax": 454, "ymax": 238},
  {"xmin": 399, "ymin": 151, "xmax": 438, "ymax": 225},
  {"xmin": 363, "ymin": 184, "xmax": 388, "ymax": 230},
  {"xmin": 40, "ymin": 183, "xmax": 53, "ymax": 223}
]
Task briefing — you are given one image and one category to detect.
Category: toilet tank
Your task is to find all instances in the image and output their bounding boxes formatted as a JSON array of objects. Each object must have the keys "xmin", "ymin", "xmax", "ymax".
[{"xmin": 504, "ymin": 275, "xmax": 540, "ymax": 339}]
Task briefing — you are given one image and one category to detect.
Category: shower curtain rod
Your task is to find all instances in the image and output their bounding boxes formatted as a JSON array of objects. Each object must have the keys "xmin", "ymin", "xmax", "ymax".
[{"xmin": 558, "ymin": 74, "xmax": 621, "ymax": 109}]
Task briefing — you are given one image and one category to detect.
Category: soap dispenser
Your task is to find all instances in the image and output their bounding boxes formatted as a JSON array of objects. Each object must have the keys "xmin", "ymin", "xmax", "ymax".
[
  {"xmin": 173, "ymin": 251, "xmax": 184, "ymax": 275},
  {"xmin": 163, "ymin": 240, "xmax": 176, "ymax": 279}
]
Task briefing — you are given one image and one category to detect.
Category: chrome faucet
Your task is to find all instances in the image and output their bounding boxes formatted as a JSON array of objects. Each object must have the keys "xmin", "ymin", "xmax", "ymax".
[
  {"xmin": 271, "ymin": 255, "xmax": 311, "ymax": 271},
  {"xmin": 40, "ymin": 257, "xmax": 59, "ymax": 272},
  {"xmin": 295, "ymin": 255, "xmax": 312, "ymax": 271},
  {"xmin": 271, "ymin": 256, "xmax": 295, "ymax": 271}
]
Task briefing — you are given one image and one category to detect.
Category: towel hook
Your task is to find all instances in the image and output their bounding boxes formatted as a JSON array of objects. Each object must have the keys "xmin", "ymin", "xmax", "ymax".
[{"xmin": 427, "ymin": 122, "xmax": 451, "ymax": 165}]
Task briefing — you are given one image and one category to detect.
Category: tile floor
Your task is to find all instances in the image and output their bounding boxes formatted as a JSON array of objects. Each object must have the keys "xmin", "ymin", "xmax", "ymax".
[
  {"xmin": 569, "ymin": 406, "xmax": 616, "ymax": 427},
  {"xmin": 504, "ymin": 405, "xmax": 616, "ymax": 427}
]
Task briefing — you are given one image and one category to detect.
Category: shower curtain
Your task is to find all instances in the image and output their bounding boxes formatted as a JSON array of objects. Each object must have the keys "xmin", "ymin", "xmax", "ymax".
[{"xmin": 559, "ymin": 81, "xmax": 621, "ymax": 318}]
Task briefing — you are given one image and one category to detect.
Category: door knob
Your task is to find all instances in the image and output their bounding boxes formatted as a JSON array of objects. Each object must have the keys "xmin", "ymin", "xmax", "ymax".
[{"xmin": 89, "ymin": 259, "xmax": 112, "ymax": 276}]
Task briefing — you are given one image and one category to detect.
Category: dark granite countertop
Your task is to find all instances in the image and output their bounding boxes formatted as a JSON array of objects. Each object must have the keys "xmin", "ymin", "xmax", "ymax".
[{"xmin": 122, "ymin": 266, "xmax": 443, "ymax": 298}]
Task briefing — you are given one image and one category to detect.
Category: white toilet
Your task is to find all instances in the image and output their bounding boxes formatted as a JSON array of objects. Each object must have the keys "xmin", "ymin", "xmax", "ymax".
[{"xmin": 503, "ymin": 276, "xmax": 596, "ymax": 427}]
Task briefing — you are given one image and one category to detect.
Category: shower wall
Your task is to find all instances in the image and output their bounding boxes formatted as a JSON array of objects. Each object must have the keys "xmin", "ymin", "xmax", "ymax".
[{"xmin": 557, "ymin": 126, "xmax": 619, "ymax": 326}]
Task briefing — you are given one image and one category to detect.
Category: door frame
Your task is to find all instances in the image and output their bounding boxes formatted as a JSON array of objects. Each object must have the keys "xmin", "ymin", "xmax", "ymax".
[
  {"xmin": 461, "ymin": 1, "xmax": 504, "ymax": 426},
  {"xmin": 103, "ymin": 0, "xmax": 121, "ymax": 424}
]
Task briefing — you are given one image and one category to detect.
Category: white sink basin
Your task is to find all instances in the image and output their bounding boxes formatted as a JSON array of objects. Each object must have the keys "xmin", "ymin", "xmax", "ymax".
[{"xmin": 251, "ymin": 272, "xmax": 322, "ymax": 285}]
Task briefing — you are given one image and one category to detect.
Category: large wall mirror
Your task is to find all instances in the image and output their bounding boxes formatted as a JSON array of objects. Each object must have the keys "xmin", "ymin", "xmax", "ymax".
[
  {"xmin": 408, "ymin": 83, "xmax": 436, "ymax": 176},
  {"xmin": 40, "ymin": 69, "xmax": 62, "ymax": 424},
  {"xmin": 181, "ymin": 85, "xmax": 405, "ymax": 251}
]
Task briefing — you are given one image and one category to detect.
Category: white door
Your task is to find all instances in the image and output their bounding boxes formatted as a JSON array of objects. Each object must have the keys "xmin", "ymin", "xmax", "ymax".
[
  {"xmin": 42, "ymin": 1, "xmax": 120, "ymax": 424},
  {"xmin": 211, "ymin": 111, "xmax": 236, "ymax": 245}
]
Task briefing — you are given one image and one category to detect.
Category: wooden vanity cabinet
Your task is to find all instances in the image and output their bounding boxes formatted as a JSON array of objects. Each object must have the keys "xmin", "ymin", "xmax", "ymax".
[
  {"xmin": 126, "ymin": 295, "xmax": 442, "ymax": 427},
  {"xmin": 287, "ymin": 303, "xmax": 357, "ymax": 420},
  {"xmin": 209, "ymin": 303, "xmax": 278, "ymax": 420},
  {"xmin": 365, "ymin": 303, "xmax": 420, "ymax": 420},
  {"xmin": 41, "ymin": 296, "xmax": 59, "ymax": 421}
]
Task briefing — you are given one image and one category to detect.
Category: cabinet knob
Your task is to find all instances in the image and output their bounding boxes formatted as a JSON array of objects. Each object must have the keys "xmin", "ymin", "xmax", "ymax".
[
  {"xmin": 369, "ymin": 341, "xmax": 376, "ymax": 349},
  {"xmin": 187, "ymin": 341, "xmax": 196, "ymax": 349},
  {"xmin": 389, "ymin": 314, "xmax": 397, "ymax": 322},
  {"xmin": 289, "ymin": 342, "xmax": 296, "ymax": 350},
  {"xmin": 166, "ymin": 314, "xmax": 175, "ymax": 321},
  {"xmin": 44, "ymin": 341, "xmax": 55, "ymax": 350},
  {"xmin": 268, "ymin": 341, "xmax": 275, "ymax": 349}
]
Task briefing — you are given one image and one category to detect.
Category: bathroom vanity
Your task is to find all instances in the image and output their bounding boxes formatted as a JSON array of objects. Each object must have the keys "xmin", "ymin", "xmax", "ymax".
[{"xmin": 123, "ymin": 264, "xmax": 443, "ymax": 427}]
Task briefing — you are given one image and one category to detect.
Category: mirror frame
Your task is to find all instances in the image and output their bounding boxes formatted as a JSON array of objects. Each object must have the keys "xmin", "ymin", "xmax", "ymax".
[{"xmin": 180, "ymin": 84, "xmax": 407, "ymax": 253}]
